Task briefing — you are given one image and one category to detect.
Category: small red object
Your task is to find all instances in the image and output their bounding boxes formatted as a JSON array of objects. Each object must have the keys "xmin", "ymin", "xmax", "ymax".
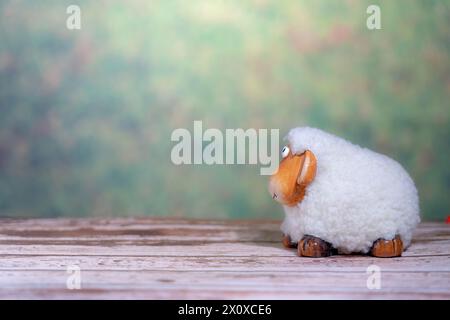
[{"xmin": 446, "ymin": 216, "xmax": 450, "ymax": 224}]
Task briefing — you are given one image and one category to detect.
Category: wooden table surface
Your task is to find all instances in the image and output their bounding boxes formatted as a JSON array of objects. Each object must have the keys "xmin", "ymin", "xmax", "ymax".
[{"xmin": 0, "ymin": 218, "xmax": 449, "ymax": 299}]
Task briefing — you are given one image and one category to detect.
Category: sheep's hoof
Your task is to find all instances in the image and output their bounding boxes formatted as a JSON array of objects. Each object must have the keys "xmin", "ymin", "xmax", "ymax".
[
  {"xmin": 298, "ymin": 235, "xmax": 334, "ymax": 258},
  {"xmin": 370, "ymin": 235, "xmax": 403, "ymax": 258},
  {"xmin": 282, "ymin": 235, "xmax": 298, "ymax": 248}
]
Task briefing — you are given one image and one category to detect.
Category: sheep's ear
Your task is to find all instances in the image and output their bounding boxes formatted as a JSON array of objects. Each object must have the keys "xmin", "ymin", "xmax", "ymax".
[{"xmin": 297, "ymin": 150, "xmax": 317, "ymax": 187}]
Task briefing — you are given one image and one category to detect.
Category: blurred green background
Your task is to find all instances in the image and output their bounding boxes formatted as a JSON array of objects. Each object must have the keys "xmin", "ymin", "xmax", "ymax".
[{"xmin": 0, "ymin": 0, "xmax": 449, "ymax": 220}]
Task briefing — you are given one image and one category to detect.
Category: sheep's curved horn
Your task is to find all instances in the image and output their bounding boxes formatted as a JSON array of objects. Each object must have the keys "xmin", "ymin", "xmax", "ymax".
[{"xmin": 297, "ymin": 150, "xmax": 317, "ymax": 186}]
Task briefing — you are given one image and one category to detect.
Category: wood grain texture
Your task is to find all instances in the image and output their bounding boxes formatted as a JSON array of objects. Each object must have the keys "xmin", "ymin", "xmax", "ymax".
[{"xmin": 0, "ymin": 218, "xmax": 449, "ymax": 299}]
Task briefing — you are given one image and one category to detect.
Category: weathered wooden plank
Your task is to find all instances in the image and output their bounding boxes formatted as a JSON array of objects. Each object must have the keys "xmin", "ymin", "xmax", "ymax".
[
  {"xmin": 1, "ymin": 237, "xmax": 449, "ymax": 258},
  {"xmin": 1, "ymin": 255, "xmax": 449, "ymax": 272},
  {"xmin": 3, "ymin": 288, "xmax": 449, "ymax": 300},
  {"xmin": 0, "ymin": 217, "xmax": 279, "ymax": 226},
  {"xmin": 1, "ymin": 219, "xmax": 446, "ymax": 240},
  {"xmin": 1, "ymin": 270, "xmax": 449, "ymax": 299},
  {"xmin": 1, "ymin": 229, "xmax": 449, "ymax": 243},
  {"xmin": 1, "ymin": 219, "xmax": 447, "ymax": 249},
  {"xmin": 0, "ymin": 218, "xmax": 445, "ymax": 233},
  {"xmin": 0, "ymin": 218, "xmax": 281, "ymax": 244}
]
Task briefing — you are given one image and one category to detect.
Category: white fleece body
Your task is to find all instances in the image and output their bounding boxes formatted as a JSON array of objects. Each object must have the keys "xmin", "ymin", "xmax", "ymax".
[{"xmin": 281, "ymin": 127, "xmax": 420, "ymax": 254}]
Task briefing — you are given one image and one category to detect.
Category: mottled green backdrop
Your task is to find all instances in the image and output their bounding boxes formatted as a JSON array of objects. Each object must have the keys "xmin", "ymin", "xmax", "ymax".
[{"xmin": 0, "ymin": 0, "xmax": 449, "ymax": 220}]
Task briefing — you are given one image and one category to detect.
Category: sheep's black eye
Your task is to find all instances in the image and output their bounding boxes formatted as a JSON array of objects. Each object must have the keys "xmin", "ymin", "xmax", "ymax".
[{"xmin": 281, "ymin": 146, "xmax": 290, "ymax": 158}]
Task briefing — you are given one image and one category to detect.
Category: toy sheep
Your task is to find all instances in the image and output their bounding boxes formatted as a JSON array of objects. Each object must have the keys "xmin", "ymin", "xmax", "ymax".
[{"xmin": 269, "ymin": 127, "xmax": 420, "ymax": 258}]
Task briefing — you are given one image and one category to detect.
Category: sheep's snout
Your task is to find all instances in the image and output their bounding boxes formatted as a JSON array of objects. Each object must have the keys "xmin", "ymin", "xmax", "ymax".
[
  {"xmin": 268, "ymin": 178, "xmax": 283, "ymax": 203},
  {"xmin": 268, "ymin": 152, "xmax": 304, "ymax": 206},
  {"xmin": 268, "ymin": 149, "xmax": 317, "ymax": 207}
]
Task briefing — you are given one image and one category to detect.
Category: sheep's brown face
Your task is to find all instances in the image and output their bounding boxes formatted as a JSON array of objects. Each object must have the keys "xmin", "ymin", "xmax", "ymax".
[{"xmin": 268, "ymin": 146, "xmax": 317, "ymax": 207}]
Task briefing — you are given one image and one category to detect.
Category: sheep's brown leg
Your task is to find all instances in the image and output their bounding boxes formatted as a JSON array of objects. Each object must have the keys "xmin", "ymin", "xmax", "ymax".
[
  {"xmin": 298, "ymin": 235, "xmax": 334, "ymax": 258},
  {"xmin": 370, "ymin": 235, "xmax": 403, "ymax": 258},
  {"xmin": 282, "ymin": 235, "xmax": 298, "ymax": 248}
]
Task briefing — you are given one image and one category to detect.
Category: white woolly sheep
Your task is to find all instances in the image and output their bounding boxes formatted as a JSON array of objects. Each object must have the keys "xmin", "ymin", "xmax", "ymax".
[{"xmin": 269, "ymin": 127, "xmax": 420, "ymax": 257}]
